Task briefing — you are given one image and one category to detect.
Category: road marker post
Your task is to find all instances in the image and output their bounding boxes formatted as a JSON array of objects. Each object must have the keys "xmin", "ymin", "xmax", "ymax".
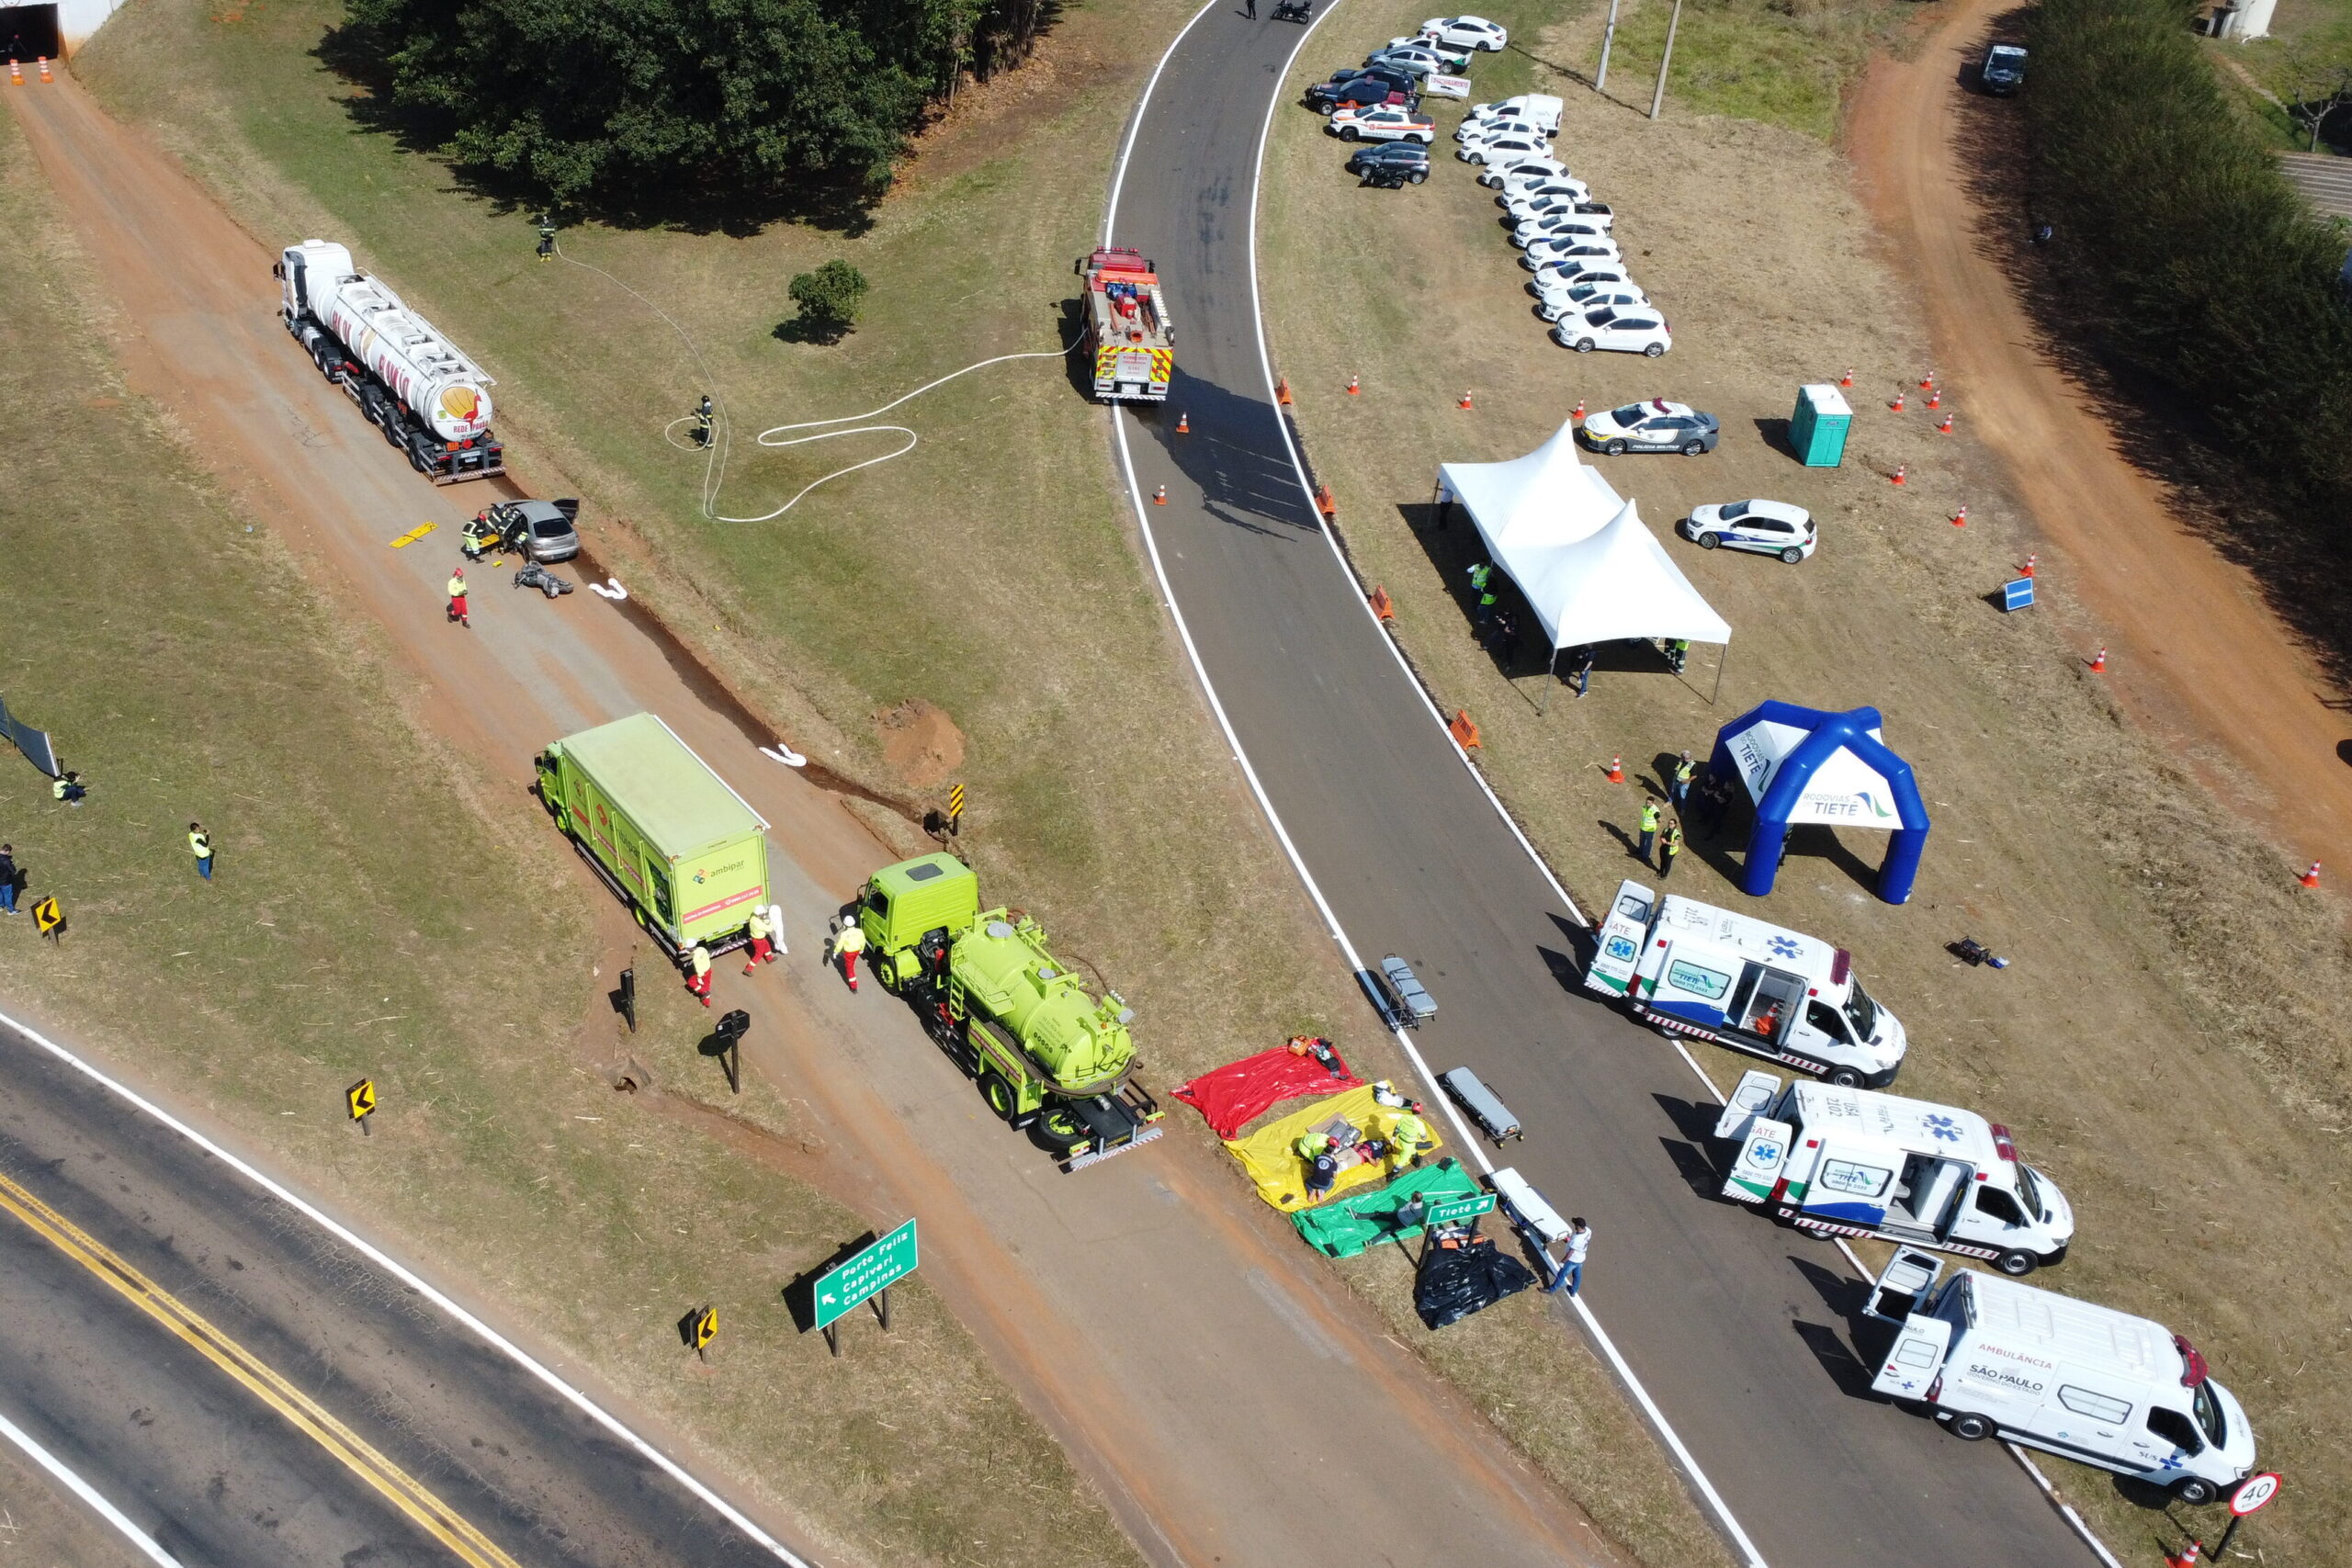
[
  {"xmin": 947, "ymin": 781, "xmax": 966, "ymax": 837},
  {"xmin": 30, "ymin": 896, "xmax": 63, "ymax": 943},
  {"xmin": 711, "ymin": 1009, "xmax": 750, "ymax": 1094},
  {"xmin": 617, "ymin": 964, "xmax": 638, "ymax": 1032},
  {"xmin": 8, "ymin": 61, "xmax": 20, "ymax": 86},
  {"xmin": 690, "ymin": 1304, "xmax": 718, "ymax": 1365},
  {"xmin": 346, "ymin": 1077, "xmax": 378, "ymax": 1135}
]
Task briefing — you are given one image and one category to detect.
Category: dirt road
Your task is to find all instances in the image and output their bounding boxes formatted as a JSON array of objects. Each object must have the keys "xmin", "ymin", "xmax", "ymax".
[
  {"xmin": 5, "ymin": 73, "xmax": 1611, "ymax": 1568},
  {"xmin": 1849, "ymin": 0, "xmax": 2352, "ymax": 866}
]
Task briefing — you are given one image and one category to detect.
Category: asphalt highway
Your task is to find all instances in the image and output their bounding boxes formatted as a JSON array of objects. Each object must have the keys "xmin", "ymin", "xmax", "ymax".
[
  {"xmin": 1105, "ymin": 7, "xmax": 2094, "ymax": 1565},
  {"xmin": 0, "ymin": 1015, "xmax": 788, "ymax": 1568}
]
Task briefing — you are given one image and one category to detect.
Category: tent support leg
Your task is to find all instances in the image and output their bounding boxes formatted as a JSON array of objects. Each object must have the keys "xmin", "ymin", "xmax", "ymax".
[
  {"xmin": 1710, "ymin": 641, "xmax": 1728, "ymax": 706},
  {"xmin": 1538, "ymin": 646, "xmax": 1560, "ymax": 716}
]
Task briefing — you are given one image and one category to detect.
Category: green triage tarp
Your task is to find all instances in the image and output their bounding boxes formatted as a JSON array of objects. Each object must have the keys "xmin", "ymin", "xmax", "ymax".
[{"xmin": 1289, "ymin": 1158, "xmax": 1483, "ymax": 1258}]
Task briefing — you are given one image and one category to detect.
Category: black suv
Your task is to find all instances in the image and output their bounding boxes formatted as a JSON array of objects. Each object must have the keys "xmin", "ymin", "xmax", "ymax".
[
  {"xmin": 1306, "ymin": 65, "xmax": 1416, "ymax": 109},
  {"xmin": 1981, "ymin": 42, "xmax": 2026, "ymax": 96},
  {"xmin": 1348, "ymin": 141, "xmax": 1430, "ymax": 186}
]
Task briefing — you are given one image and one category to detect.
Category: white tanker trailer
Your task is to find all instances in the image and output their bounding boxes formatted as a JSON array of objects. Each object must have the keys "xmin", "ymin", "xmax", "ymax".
[{"xmin": 275, "ymin": 240, "xmax": 504, "ymax": 484}]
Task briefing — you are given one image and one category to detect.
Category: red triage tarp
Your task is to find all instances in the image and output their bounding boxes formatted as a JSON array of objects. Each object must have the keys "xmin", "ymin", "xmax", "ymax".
[{"xmin": 1171, "ymin": 1043, "xmax": 1363, "ymax": 1139}]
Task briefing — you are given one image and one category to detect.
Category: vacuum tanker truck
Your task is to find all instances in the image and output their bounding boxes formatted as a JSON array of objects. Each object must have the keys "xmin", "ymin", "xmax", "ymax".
[
  {"xmin": 857, "ymin": 853, "xmax": 1163, "ymax": 1170},
  {"xmin": 276, "ymin": 239, "xmax": 505, "ymax": 484}
]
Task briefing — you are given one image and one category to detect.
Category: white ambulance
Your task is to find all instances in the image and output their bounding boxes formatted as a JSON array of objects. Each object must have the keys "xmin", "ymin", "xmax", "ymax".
[
  {"xmin": 1862, "ymin": 1250, "xmax": 2257, "ymax": 1506},
  {"xmin": 1713, "ymin": 1073, "xmax": 2074, "ymax": 1275},
  {"xmin": 1584, "ymin": 882, "xmax": 1907, "ymax": 1086}
]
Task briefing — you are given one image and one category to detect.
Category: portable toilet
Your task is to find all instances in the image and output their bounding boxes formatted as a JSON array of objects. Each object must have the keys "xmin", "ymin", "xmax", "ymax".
[{"xmin": 1789, "ymin": 384, "xmax": 1852, "ymax": 468}]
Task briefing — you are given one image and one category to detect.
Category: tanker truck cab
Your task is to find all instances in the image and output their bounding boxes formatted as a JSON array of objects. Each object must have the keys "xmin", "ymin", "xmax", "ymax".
[
  {"xmin": 1861, "ymin": 1252, "xmax": 2256, "ymax": 1505},
  {"xmin": 860, "ymin": 854, "xmax": 1165, "ymax": 1171},
  {"xmin": 1585, "ymin": 882, "xmax": 1905, "ymax": 1086},
  {"xmin": 1713, "ymin": 1073, "xmax": 2073, "ymax": 1275}
]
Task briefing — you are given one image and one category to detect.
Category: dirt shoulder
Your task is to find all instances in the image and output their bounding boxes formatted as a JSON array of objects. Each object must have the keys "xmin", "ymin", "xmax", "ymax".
[{"xmin": 1264, "ymin": 0, "xmax": 2352, "ymax": 1562}]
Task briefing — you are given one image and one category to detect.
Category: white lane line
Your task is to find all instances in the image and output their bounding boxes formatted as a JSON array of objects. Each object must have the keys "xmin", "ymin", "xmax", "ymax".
[
  {"xmin": 1826, "ymin": 1236, "xmax": 2120, "ymax": 1568},
  {"xmin": 0, "ymin": 1007, "xmax": 812, "ymax": 1567},
  {"xmin": 1102, "ymin": 13, "xmax": 1766, "ymax": 1568},
  {"xmin": 0, "ymin": 1407, "xmax": 179, "ymax": 1568}
]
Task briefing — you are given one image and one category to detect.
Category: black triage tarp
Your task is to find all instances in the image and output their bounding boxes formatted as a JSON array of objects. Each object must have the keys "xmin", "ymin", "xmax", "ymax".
[{"xmin": 1413, "ymin": 1235, "xmax": 1537, "ymax": 1329}]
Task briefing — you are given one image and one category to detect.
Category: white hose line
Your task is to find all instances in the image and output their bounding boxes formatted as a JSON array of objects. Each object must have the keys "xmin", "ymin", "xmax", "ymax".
[{"xmin": 555, "ymin": 238, "xmax": 1072, "ymax": 524}]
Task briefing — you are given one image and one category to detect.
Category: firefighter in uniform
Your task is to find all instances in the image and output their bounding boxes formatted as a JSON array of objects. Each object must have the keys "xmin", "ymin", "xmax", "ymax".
[{"xmin": 693, "ymin": 395, "xmax": 714, "ymax": 448}]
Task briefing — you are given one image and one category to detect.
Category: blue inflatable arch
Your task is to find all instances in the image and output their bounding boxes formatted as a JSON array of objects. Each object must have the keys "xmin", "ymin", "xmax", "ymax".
[{"xmin": 1706, "ymin": 702, "xmax": 1929, "ymax": 905}]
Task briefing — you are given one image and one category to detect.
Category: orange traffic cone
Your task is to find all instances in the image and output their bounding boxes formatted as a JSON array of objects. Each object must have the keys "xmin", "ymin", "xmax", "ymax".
[
  {"xmin": 1314, "ymin": 483, "xmax": 1337, "ymax": 521},
  {"xmin": 1369, "ymin": 585, "xmax": 1396, "ymax": 621},
  {"xmin": 2088, "ymin": 647, "xmax": 2108, "ymax": 673},
  {"xmin": 1892, "ymin": 465, "xmax": 1907, "ymax": 486},
  {"xmin": 2019, "ymin": 553, "xmax": 2037, "ymax": 577},
  {"xmin": 1927, "ymin": 389, "xmax": 1942, "ymax": 410},
  {"xmin": 1459, "ymin": 389, "xmax": 1474, "ymax": 410},
  {"xmin": 1920, "ymin": 369, "xmax": 1937, "ymax": 389},
  {"xmin": 8, "ymin": 60, "xmax": 21, "ymax": 85},
  {"xmin": 1938, "ymin": 411, "xmax": 1953, "ymax": 434},
  {"xmin": 1572, "ymin": 399, "xmax": 1587, "ymax": 424},
  {"xmin": 1153, "ymin": 484, "xmax": 1167, "ymax": 506},
  {"xmin": 1346, "ymin": 374, "xmax": 1361, "ymax": 396},
  {"xmin": 2166, "ymin": 1541, "xmax": 2203, "ymax": 1568},
  {"xmin": 1276, "ymin": 376, "xmax": 1293, "ymax": 406},
  {"xmin": 2301, "ymin": 862, "xmax": 2322, "ymax": 889},
  {"xmin": 1839, "ymin": 367, "xmax": 1853, "ymax": 388},
  {"xmin": 1449, "ymin": 710, "xmax": 1482, "ymax": 750},
  {"xmin": 1891, "ymin": 390, "xmax": 1906, "ymax": 412},
  {"xmin": 1951, "ymin": 505, "xmax": 1967, "ymax": 526},
  {"xmin": 1606, "ymin": 754, "xmax": 1625, "ymax": 784},
  {"xmin": 38, "ymin": 55, "xmax": 51, "ymax": 83},
  {"xmin": 1177, "ymin": 411, "xmax": 1191, "ymax": 434}
]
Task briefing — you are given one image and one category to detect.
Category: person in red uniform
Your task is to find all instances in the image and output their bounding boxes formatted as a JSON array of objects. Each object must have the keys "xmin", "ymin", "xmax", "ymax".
[{"xmin": 447, "ymin": 568, "xmax": 469, "ymax": 627}]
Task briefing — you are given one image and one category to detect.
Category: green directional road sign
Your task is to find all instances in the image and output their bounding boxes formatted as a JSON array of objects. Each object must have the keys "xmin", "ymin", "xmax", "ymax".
[
  {"xmin": 813, "ymin": 1219, "xmax": 919, "ymax": 1330},
  {"xmin": 1423, "ymin": 1191, "xmax": 1497, "ymax": 1227}
]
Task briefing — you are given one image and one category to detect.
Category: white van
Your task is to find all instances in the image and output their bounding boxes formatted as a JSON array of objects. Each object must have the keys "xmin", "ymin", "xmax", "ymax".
[
  {"xmin": 1464, "ymin": 93, "xmax": 1565, "ymax": 132},
  {"xmin": 1713, "ymin": 1073, "xmax": 2074, "ymax": 1274},
  {"xmin": 1585, "ymin": 882, "xmax": 1907, "ymax": 1086},
  {"xmin": 1862, "ymin": 1250, "xmax": 2256, "ymax": 1506}
]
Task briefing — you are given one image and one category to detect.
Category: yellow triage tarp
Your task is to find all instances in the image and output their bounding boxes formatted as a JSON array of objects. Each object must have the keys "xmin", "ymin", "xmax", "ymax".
[{"xmin": 1223, "ymin": 1085, "xmax": 1442, "ymax": 1213}]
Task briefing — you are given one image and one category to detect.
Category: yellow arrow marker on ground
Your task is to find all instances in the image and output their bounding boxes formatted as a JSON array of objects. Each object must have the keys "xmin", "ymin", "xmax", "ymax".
[{"xmin": 388, "ymin": 523, "xmax": 437, "ymax": 548}]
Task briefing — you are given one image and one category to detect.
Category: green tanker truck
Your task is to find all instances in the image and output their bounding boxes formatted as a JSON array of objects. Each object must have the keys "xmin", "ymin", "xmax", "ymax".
[
  {"xmin": 535, "ymin": 713, "xmax": 772, "ymax": 963},
  {"xmin": 857, "ymin": 853, "xmax": 1163, "ymax": 1170}
]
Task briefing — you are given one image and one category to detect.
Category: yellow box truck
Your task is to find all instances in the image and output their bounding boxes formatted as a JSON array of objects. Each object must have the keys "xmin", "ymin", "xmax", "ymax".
[{"xmin": 534, "ymin": 713, "xmax": 770, "ymax": 960}]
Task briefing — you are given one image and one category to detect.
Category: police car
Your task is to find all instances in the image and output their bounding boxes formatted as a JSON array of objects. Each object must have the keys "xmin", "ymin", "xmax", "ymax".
[
  {"xmin": 1580, "ymin": 399, "xmax": 1721, "ymax": 456},
  {"xmin": 1329, "ymin": 105, "xmax": 1437, "ymax": 142},
  {"xmin": 1682, "ymin": 499, "xmax": 1816, "ymax": 562}
]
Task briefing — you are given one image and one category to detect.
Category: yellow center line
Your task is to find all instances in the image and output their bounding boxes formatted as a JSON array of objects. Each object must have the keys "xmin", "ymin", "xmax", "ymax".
[{"xmin": 0, "ymin": 1168, "xmax": 524, "ymax": 1568}]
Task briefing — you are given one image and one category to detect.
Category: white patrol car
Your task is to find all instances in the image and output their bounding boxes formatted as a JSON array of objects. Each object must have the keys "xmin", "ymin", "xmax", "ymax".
[
  {"xmin": 1683, "ymin": 499, "xmax": 1816, "ymax": 562},
  {"xmin": 1329, "ymin": 105, "xmax": 1436, "ymax": 143},
  {"xmin": 1713, "ymin": 1074, "xmax": 2074, "ymax": 1274}
]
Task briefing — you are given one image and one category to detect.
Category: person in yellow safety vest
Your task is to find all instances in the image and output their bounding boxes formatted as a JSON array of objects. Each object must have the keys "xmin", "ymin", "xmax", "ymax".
[
  {"xmin": 187, "ymin": 822, "xmax": 214, "ymax": 882},
  {"xmin": 447, "ymin": 569, "xmax": 470, "ymax": 627},
  {"xmin": 828, "ymin": 919, "xmax": 865, "ymax": 992},
  {"xmin": 1387, "ymin": 1110, "xmax": 1430, "ymax": 1174},
  {"xmin": 741, "ymin": 907, "xmax": 775, "ymax": 974},
  {"xmin": 51, "ymin": 771, "xmax": 85, "ymax": 805},
  {"xmin": 1295, "ymin": 1129, "xmax": 1336, "ymax": 1162},
  {"xmin": 1637, "ymin": 798, "xmax": 1661, "ymax": 863},
  {"xmin": 687, "ymin": 943, "xmax": 713, "ymax": 1008}
]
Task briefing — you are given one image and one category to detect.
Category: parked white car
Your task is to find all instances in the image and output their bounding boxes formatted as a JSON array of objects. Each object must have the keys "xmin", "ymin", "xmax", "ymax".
[
  {"xmin": 1420, "ymin": 15, "xmax": 1510, "ymax": 50},
  {"xmin": 1535, "ymin": 283, "xmax": 1648, "ymax": 321},
  {"xmin": 1387, "ymin": 35, "xmax": 1473, "ymax": 70},
  {"xmin": 1329, "ymin": 105, "xmax": 1437, "ymax": 143},
  {"xmin": 1501, "ymin": 177, "xmax": 1592, "ymax": 213},
  {"xmin": 1366, "ymin": 45, "xmax": 1451, "ymax": 78},
  {"xmin": 1465, "ymin": 93, "xmax": 1562, "ymax": 130},
  {"xmin": 1481, "ymin": 156, "xmax": 1570, "ymax": 189},
  {"xmin": 1458, "ymin": 131, "xmax": 1551, "ymax": 165},
  {"xmin": 1522, "ymin": 232, "xmax": 1623, "ymax": 267},
  {"xmin": 1458, "ymin": 116, "xmax": 1549, "ymax": 145},
  {"xmin": 1513, "ymin": 214, "xmax": 1614, "ymax": 249},
  {"xmin": 1552, "ymin": 304, "xmax": 1671, "ymax": 356},
  {"xmin": 1682, "ymin": 500, "xmax": 1815, "ymax": 561},
  {"xmin": 1532, "ymin": 262, "xmax": 1638, "ymax": 297}
]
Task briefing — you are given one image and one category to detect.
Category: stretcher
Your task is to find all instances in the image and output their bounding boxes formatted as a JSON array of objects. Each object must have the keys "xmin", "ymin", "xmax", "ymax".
[
  {"xmin": 1368, "ymin": 954, "xmax": 1437, "ymax": 1030},
  {"xmin": 1438, "ymin": 1066, "xmax": 1522, "ymax": 1144}
]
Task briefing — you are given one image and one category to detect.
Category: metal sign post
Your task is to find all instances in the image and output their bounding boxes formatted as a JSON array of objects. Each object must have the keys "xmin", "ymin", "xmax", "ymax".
[
  {"xmin": 618, "ymin": 964, "xmax": 637, "ymax": 1032},
  {"xmin": 2210, "ymin": 1472, "xmax": 2282, "ymax": 1559},
  {"xmin": 346, "ymin": 1078, "xmax": 378, "ymax": 1136},
  {"xmin": 714, "ymin": 1009, "xmax": 750, "ymax": 1095},
  {"xmin": 812, "ymin": 1219, "xmax": 919, "ymax": 1357}
]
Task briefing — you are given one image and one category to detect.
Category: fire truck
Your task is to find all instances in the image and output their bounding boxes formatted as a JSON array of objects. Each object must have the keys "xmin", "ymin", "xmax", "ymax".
[{"xmin": 1077, "ymin": 247, "xmax": 1173, "ymax": 402}]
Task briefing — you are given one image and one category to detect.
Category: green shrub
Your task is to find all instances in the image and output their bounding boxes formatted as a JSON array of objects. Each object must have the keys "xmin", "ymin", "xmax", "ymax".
[
  {"xmin": 786, "ymin": 260, "xmax": 871, "ymax": 343},
  {"xmin": 2028, "ymin": 0, "xmax": 2352, "ymax": 514}
]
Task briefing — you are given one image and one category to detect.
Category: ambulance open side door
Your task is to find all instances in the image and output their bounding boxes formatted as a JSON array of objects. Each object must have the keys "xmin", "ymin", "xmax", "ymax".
[
  {"xmin": 1715, "ymin": 1070, "xmax": 1792, "ymax": 1203},
  {"xmin": 1584, "ymin": 880, "xmax": 1656, "ymax": 999},
  {"xmin": 1863, "ymin": 1247, "xmax": 1952, "ymax": 1399}
]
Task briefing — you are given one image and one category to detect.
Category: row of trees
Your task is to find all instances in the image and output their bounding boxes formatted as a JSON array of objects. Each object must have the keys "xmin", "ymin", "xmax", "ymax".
[
  {"xmin": 345, "ymin": 0, "xmax": 1058, "ymax": 210},
  {"xmin": 2026, "ymin": 0, "xmax": 2352, "ymax": 511}
]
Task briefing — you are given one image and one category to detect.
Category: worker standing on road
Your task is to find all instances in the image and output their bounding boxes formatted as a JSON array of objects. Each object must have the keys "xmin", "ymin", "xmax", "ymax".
[
  {"xmin": 1466, "ymin": 561, "xmax": 1498, "ymax": 632},
  {"xmin": 693, "ymin": 396, "xmax": 714, "ymax": 449},
  {"xmin": 1549, "ymin": 1217, "xmax": 1591, "ymax": 1295},
  {"xmin": 1245, "ymin": 0, "xmax": 1257, "ymax": 18},
  {"xmin": 0, "ymin": 844, "xmax": 17, "ymax": 915},
  {"xmin": 828, "ymin": 919, "xmax": 865, "ymax": 992},
  {"xmin": 687, "ymin": 943, "xmax": 714, "ymax": 1007},
  {"xmin": 1387, "ymin": 1109, "xmax": 1430, "ymax": 1174},
  {"xmin": 1636, "ymin": 799, "xmax": 1660, "ymax": 863},
  {"xmin": 1670, "ymin": 752, "xmax": 1696, "ymax": 807},
  {"xmin": 447, "ymin": 569, "xmax": 470, "ymax": 627},
  {"xmin": 1659, "ymin": 819, "xmax": 1683, "ymax": 879},
  {"xmin": 741, "ymin": 907, "xmax": 775, "ymax": 974},
  {"xmin": 187, "ymin": 822, "xmax": 214, "ymax": 882}
]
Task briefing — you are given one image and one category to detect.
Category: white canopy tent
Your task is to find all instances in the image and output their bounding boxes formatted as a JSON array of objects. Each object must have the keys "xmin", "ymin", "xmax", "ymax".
[{"xmin": 1435, "ymin": 422, "xmax": 1732, "ymax": 653}]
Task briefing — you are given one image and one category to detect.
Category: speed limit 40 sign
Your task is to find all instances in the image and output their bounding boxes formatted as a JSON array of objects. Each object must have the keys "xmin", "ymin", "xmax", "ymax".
[{"xmin": 2231, "ymin": 1472, "xmax": 2282, "ymax": 1517}]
